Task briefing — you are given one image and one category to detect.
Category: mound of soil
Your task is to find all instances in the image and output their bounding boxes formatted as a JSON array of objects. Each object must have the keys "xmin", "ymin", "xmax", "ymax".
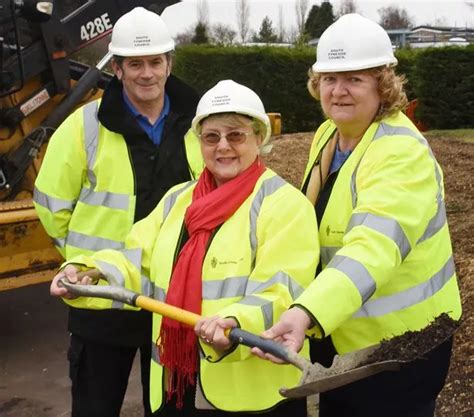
[
  {"xmin": 361, "ymin": 314, "xmax": 459, "ymax": 365},
  {"xmin": 262, "ymin": 133, "xmax": 473, "ymax": 417}
]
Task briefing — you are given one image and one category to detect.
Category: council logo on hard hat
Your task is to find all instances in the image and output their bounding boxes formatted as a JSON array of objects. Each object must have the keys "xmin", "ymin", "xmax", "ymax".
[
  {"xmin": 133, "ymin": 35, "xmax": 151, "ymax": 47},
  {"xmin": 328, "ymin": 48, "xmax": 346, "ymax": 60},
  {"xmin": 211, "ymin": 95, "xmax": 231, "ymax": 107}
]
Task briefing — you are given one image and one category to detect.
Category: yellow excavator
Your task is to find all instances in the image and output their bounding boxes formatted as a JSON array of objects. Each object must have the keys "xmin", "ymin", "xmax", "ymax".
[{"xmin": 0, "ymin": 0, "xmax": 180, "ymax": 291}]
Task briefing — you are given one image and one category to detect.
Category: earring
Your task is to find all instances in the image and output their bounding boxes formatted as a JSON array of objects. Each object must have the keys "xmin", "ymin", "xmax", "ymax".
[{"xmin": 378, "ymin": 104, "xmax": 385, "ymax": 117}]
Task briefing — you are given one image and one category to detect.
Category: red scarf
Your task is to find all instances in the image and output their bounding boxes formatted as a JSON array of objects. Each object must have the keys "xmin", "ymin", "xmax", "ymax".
[{"xmin": 158, "ymin": 159, "xmax": 265, "ymax": 408}]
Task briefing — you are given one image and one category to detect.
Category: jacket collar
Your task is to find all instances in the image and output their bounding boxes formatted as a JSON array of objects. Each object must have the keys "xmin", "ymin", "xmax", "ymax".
[{"xmin": 98, "ymin": 74, "xmax": 199, "ymax": 135}]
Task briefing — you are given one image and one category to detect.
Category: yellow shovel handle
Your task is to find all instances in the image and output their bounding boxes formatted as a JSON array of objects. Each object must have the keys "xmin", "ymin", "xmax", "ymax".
[{"xmin": 135, "ymin": 295, "xmax": 201, "ymax": 327}]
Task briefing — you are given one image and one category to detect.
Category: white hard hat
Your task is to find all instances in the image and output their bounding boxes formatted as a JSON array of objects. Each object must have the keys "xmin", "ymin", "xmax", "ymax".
[
  {"xmin": 109, "ymin": 7, "xmax": 175, "ymax": 57},
  {"xmin": 192, "ymin": 80, "xmax": 271, "ymax": 144},
  {"xmin": 313, "ymin": 13, "xmax": 397, "ymax": 72}
]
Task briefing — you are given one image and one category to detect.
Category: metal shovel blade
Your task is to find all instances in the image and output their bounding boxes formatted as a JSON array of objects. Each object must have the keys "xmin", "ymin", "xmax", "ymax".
[{"xmin": 280, "ymin": 359, "xmax": 401, "ymax": 398}]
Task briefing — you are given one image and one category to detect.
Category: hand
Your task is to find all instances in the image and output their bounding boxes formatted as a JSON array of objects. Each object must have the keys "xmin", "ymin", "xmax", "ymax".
[
  {"xmin": 194, "ymin": 316, "xmax": 238, "ymax": 351},
  {"xmin": 251, "ymin": 307, "xmax": 311, "ymax": 363},
  {"xmin": 49, "ymin": 265, "xmax": 95, "ymax": 299}
]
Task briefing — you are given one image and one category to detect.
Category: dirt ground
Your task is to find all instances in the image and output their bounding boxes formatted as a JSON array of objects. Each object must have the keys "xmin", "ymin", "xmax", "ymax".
[
  {"xmin": 0, "ymin": 132, "xmax": 472, "ymax": 417},
  {"xmin": 263, "ymin": 132, "xmax": 473, "ymax": 417}
]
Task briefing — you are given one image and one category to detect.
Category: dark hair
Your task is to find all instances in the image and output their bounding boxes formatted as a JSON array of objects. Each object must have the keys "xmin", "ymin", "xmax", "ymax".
[{"xmin": 112, "ymin": 52, "xmax": 173, "ymax": 68}]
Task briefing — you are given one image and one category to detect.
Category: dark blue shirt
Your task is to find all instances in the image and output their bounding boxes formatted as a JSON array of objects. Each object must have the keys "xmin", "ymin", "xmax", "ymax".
[
  {"xmin": 123, "ymin": 90, "xmax": 170, "ymax": 146},
  {"xmin": 329, "ymin": 141, "xmax": 352, "ymax": 175}
]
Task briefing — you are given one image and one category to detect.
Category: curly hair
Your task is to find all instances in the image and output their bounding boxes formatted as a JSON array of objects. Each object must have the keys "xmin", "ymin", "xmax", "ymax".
[{"xmin": 307, "ymin": 66, "xmax": 408, "ymax": 121}]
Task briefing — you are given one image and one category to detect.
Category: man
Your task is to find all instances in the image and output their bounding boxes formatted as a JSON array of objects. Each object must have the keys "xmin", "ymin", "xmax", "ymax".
[{"xmin": 33, "ymin": 7, "xmax": 203, "ymax": 417}]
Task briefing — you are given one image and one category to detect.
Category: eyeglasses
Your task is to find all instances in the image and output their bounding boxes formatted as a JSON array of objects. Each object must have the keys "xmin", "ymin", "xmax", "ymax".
[{"xmin": 199, "ymin": 130, "xmax": 253, "ymax": 146}]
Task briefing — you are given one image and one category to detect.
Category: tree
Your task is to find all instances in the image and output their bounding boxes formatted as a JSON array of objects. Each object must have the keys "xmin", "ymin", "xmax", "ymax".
[
  {"xmin": 295, "ymin": 0, "xmax": 309, "ymax": 38},
  {"xmin": 253, "ymin": 16, "xmax": 278, "ymax": 43},
  {"xmin": 286, "ymin": 26, "xmax": 300, "ymax": 44},
  {"xmin": 277, "ymin": 4, "xmax": 286, "ymax": 42},
  {"xmin": 174, "ymin": 27, "xmax": 195, "ymax": 45},
  {"xmin": 378, "ymin": 6, "xmax": 414, "ymax": 29},
  {"xmin": 196, "ymin": 0, "xmax": 210, "ymax": 26},
  {"xmin": 212, "ymin": 23, "xmax": 237, "ymax": 46},
  {"xmin": 235, "ymin": 0, "xmax": 251, "ymax": 43},
  {"xmin": 337, "ymin": 0, "xmax": 358, "ymax": 17},
  {"xmin": 305, "ymin": 2, "xmax": 335, "ymax": 39},
  {"xmin": 192, "ymin": 22, "xmax": 209, "ymax": 44}
]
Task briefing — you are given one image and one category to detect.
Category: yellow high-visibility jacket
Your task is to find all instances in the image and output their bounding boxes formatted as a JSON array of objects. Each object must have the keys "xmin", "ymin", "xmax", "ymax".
[
  {"xmin": 33, "ymin": 100, "xmax": 203, "ymax": 304},
  {"xmin": 70, "ymin": 168, "xmax": 319, "ymax": 412},
  {"xmin": 297, "ymin": 111, "xmax": 462, "ymax": 353}
]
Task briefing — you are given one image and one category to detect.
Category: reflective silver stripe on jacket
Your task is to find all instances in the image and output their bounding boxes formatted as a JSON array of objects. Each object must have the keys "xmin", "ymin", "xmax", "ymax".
[
  {"xmin": 417, "ymin": 193, "xmax": 446, "ymax": 244},
  {"xmin": 327, "ymin": 255, "xmax": 376, "ymax": 303},
  {"xmin": 350, "ymin": 168, "xmax": 358, "ymax": 208},
  {"xmin": 81, "ymin": 101, "xmax": 131, "ymax": 211},
  {"xmin": 149, "ymin": 271, "xmax": 302, "ymax": 322},
  {"xmin": 79, "ymin": 188, "xmax": 130, "ymax": 211},
  {"xmin": 54, "ymin": 237, "xmax": 66, "ymax": 248},
  {"xmin": 350, "ymin": 123, "xmax": 447, "ymax": 242},
  {"xmin": 162, "ymin": 181, "xmax": 196, "ymax": 221},
  {"xmin": 202, "ymin": 271, "xmax": 304, "ymax": 301},
  {"xmin": 202, "ymin": 276, "xmax": 248, "ymax": 299},
  {"xmin": 353, "ymin": 256, "xmax": 455, "ymax": 318},
  {"xmin": 33, "ymin": 187, "xmax": 75, "ymax": 212},
  {"xmin": 346, "ymin": 212, "xmax": 411, "ymax": 260},
  {"xmin": 238, "ymin": 295, "xmax": 274, "ymax": 329},
  {"xmin": 83, "ymin": 101, "xmax": 99, "ymax": 189},
  {"xmin": 153, "ymin": 284, "xmax": 167, "ymax": 302},
  {"xmin": 152, "ymin": 344, "xmax": 160, "ymax": 364},
  {"xmin": 249, "ymin": 175, "xmax": 287, "ymax": 264},
  {"xmin": 320, "ymin": 246, "xmax": 341, "ymax": 266},
  {"xmin": 66, "ymin": 230, "xmax": 124, "ymax": 251},
  {"xmin": 95, "ymin": 259, "xmax": 127, "ymax": 309},
  {"xmin": 141, "ymin": 275, "xmax": 154, "ymax": 297},
  {"xmin": 119, "ymin": 248, "xmax": 142, "ymax": 270}
]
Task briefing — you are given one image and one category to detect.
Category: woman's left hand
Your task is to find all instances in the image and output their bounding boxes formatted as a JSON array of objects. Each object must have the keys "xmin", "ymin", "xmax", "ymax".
[{"xmin": 194, "ymin": 316, "xmax": 238, "ymax": 351}]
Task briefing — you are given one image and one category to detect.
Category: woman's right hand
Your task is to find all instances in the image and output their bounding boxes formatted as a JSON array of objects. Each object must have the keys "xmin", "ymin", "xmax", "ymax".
[
  {"xmin": 251, "ymin": 307, "xmax": 312, "ymax": 363},
  {"xmin": 50, "ymin": 265, "xmax": 94, "ymax": 299}
]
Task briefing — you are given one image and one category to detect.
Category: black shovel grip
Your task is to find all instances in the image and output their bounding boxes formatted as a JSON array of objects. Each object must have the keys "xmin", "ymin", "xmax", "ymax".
[{"xmin": 228, "ymin": 328, "xmax": 291, "ymax": 363}]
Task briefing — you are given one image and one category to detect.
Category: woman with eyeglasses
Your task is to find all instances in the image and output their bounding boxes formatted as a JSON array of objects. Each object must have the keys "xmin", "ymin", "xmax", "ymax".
[{"xmin": 49, "ymin": 80, "xmax": 319, "ymax": 416}]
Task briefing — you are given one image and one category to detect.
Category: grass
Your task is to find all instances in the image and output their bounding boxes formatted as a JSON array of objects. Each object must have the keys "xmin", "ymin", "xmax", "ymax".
[{"xmin": 425, "ymin": 129, "xmax": 474, "ymax": 143}]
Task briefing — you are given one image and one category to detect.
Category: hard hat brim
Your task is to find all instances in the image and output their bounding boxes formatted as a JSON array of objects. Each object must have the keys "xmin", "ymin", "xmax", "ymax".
[
  {"xmin": 109, "ymin": 42, "xmax": 175, "ymax": 57},
  {"xmin": 312, "ymin": 56, "xmax": 398, "ymax": 73},
  {"xmin": 192, "ymin": 109, "xmax": 272, "ymax": 145}
]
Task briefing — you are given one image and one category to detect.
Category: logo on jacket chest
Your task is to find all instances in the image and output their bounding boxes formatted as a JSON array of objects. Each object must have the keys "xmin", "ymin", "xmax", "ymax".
[
  {"xmin": 210, "ymin": 256, "xmax": 244, "ymax": 268},
  {"xmin": 326, "ymin": 225, "xmax": 345, "ymax": 237}
]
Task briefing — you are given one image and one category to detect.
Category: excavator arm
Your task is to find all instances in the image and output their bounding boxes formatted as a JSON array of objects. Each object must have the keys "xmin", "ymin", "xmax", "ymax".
[
  {"xmin": 0, "ymin": 0, "xmax": 180, "ymax": 199},
  {"xmin": 0, "ymin": 0, "xmax": 180, "ymax": 290}
]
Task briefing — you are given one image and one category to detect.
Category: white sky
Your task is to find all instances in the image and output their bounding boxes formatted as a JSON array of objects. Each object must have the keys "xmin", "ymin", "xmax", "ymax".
[{"xmin": 161, "ymin": 0, "xmax": 474, "ymax": 36}]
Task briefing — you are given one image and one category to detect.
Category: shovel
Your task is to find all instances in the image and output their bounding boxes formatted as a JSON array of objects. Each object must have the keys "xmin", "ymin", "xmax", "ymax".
[
  {"xmin": 58, "ymin": 269, "xmax": 311, "ymax": 372},
  {"xmin": 58, "ymin": 269, "xmax": 406, "ymax": 396}
]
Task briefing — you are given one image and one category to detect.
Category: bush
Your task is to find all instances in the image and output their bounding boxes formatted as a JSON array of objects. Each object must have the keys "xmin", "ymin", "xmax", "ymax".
[
  {"xmin": 394, "ymin": 48, "xmax": 420, "ymax": 101},
  {"xmin": 414, "ymin": 46, "xmax": 474, "ymax": 129},
  {"xmin": 173, "ymin": 45, "xmax": 324, "ymax": 133}
]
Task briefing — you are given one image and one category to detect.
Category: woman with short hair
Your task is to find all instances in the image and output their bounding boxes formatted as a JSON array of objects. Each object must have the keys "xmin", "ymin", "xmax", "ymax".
[{"xmin": 50, "ymin": 80, "xmax": 319, "ymax": 416}]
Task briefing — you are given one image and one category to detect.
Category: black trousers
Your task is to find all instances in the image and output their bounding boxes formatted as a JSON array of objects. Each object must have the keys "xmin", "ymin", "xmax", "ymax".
[
  {"xmin": 68, "ymin": 334, "xmax": 152, "ymax": 417},
  {"xmin": 311, "ymin": 337, "xmax": 453, "ymax": 417}
]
